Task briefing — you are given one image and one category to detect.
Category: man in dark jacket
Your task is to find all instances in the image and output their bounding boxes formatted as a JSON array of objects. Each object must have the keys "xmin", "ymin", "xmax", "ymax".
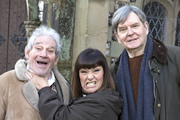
[{"xmin": 111, "ymin": 4, "xmax": 180, "ymax": 120}]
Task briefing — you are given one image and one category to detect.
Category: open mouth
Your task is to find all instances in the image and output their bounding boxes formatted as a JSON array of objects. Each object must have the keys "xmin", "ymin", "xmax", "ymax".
[
  {"xmin": 37, "ymin": 61, "xmax": 48, "ymax": 65},
  {"xmin": 86, "ymin": 81, "xmax": 96, "ymax": 87}
]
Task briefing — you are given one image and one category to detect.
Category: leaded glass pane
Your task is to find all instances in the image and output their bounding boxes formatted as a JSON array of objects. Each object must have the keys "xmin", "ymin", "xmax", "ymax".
[
  {"xmin": 143, "ymin": 2, "xmax": 166, "ymax": 42},
  {"xmin": 175, "ymin": 11, "xmax": 180, "ymax": 47}
]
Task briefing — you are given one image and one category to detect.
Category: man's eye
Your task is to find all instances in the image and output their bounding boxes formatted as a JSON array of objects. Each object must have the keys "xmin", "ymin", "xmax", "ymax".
[
  {"xmin": 35, "ymin": 47, "xmax": 41, "ymax": 50},
  {"xmin": 48, "ymin": 50, "xmax": 55, "ymax": 53},
  {"xmin": 119, "ymin": 28, "xmax": 127, "ymax": 32},
  {"xmin": 132, "ymin": 24, "xmax": 138, "ymax": 28}
]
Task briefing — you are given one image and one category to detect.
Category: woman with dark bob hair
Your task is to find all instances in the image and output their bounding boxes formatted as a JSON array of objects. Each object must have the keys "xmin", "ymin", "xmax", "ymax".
[
  {"xmin": 72, "ymin": 48, "xmax": 117, "ymax": 98},
  {"xmin": 28, "ymin": 48, "xmax": 123, "ymax": 120}
]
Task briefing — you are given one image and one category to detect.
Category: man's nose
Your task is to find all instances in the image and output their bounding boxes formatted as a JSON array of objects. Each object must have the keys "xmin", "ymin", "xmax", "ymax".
[
  {"xmin": 127, "ymin": 27, "xmax": 134, "ymax": 35},
  {"xmin": 40, "ymin": 50, "xmax": 47, "ymax": 57}
]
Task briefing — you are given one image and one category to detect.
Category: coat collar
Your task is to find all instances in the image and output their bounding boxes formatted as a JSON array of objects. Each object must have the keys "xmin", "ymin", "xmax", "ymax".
[
  {"xmin": 15, "ymin": 59, "xmax": 29, "ymax": 81},
  {"xmin": 151, "ymin": 38, "xmax": 167, "ymax": 64},
  {"xmin": 14, "ymin": 59, "xmax": 70, "ymax": 111},
  {"xmin": 15, "ymin": 59, "xmax": 39, "ymax": 111}
]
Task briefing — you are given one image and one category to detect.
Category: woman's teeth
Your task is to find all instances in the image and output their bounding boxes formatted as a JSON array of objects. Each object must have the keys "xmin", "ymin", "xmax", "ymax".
[{"xmin": 86, "ymin": 81, "xmax": 96, "ymax": 87}]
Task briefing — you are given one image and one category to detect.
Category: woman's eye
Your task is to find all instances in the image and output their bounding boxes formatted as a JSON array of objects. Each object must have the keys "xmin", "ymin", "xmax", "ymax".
[
  {"xmin": 81, "ymin": 70, "xmax": 87, "ymax": 74},
  {"xmin": 94, "ymin": 69, "xmax": 100, "ymax": 72}
]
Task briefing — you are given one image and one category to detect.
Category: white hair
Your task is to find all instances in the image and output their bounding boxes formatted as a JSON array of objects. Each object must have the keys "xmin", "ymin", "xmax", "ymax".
[{"xmin": 27, "ymin": 25, "xmax": 62, "ymax": 57}]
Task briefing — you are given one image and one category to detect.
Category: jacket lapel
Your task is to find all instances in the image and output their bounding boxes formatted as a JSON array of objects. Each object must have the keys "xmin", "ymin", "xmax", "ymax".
[
  {"xmin": 23, "ymin": 81, "xmax": 39, "ymax": 111},
  {"xmin": 15, "ymin": 59, "xmax": 39, "ymax": 111}
]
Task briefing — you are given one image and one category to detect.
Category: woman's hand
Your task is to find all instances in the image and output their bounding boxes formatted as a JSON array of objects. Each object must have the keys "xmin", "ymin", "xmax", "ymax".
[{"xmin": 26, "ymin": 70, "xmax": 49, "ymax": 90}]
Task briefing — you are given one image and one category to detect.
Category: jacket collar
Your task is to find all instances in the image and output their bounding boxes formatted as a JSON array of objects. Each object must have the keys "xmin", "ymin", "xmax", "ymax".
[
  {"xmin": 151, "ymin": 38, "xmax": 167, "ymax": 64},
  {"xmin": 15, "ymin": 59, "xmax": 39, "ymax": 111},
  {"xmin": 15, "ymin": 59, "xmax": 29, "ymax": 81},
  {"xmin": 14, "ymin": 59, "xmax": 70, "ymax": 111}
]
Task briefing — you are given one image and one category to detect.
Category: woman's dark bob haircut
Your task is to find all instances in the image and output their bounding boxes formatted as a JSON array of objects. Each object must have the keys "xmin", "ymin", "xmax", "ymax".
[{"xmin": 72, "ymin": 48, "xmax": 115, "ymax": 99}]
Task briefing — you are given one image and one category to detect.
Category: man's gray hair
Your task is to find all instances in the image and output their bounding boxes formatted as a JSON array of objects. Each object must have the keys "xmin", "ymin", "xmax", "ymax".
[
  {"xmin": 112, "ymin": 4, "xmax": 147, "ymax": 33},
  {"xmin": 27, "ymin": 25, "xmax": 62, "ymax": 57}
]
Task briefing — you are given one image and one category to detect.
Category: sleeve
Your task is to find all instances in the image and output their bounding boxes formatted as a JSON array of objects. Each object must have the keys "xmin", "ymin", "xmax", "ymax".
[
  {"xmin": 0, "ymin": 76, "xmax": 7, "ymax": 120},
  {"xmin": 38, "ymin": 87, "xmax": 110, "ymax": 120},
  {"xmin": 175, "ymin": 47, "xmax": 180, "ymax": 84},
  {"xmin": 170, "ymin": 46, "xmax": 180, "ymax": 85},
  {"xmin": 110, "ymin": 56, "xmax": 120, "ymax": 89}
]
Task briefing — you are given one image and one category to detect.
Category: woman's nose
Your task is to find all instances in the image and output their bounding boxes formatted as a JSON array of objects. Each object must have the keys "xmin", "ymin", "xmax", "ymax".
[{"xmin": 87, "ymin": 73, "xmax": 94, "ymax": 80}]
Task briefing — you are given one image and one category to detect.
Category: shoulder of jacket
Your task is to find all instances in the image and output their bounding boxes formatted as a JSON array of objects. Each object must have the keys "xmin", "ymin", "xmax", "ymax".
[
  {"xmin": 166, "ymin": 46, "xmax": 180, "ymax": 64},
  {"xmin": 0, "ymin": 70, "xmax": 16, "ymax": 83},
  {"xmin": 52, "ymin": 67, "xmax": 71, "ymax": 105},
  {"xmin": 111, "ymin": 55, "xmax": 121, "ymax": 74}
]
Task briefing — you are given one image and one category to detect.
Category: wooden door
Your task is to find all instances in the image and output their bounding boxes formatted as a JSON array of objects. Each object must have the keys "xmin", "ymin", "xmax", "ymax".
[{"xmin": 0, "ymin": 0, "xmax": 27, "ymax": 74}]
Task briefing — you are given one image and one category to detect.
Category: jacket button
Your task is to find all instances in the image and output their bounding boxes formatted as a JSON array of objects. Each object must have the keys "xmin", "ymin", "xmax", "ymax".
[
  {"xmin": 155, "ymin": 80, "xmax": 159, "ymax": 83},
  {"xmin": 157, "ymin": 104, "xmax": 161, "ymax": 107},
  {"xmin": 158, "ymin": 45, "xmax": 161, "ymax": 48},
  {"xmin": 157, "ymin": 69, "xmax": 160, "ymax": 73}
]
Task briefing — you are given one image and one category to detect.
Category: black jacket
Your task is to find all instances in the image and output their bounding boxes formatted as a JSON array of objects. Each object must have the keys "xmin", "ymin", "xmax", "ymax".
[
  {"xmin": 38, "ymin": 87, "xmax": 123, "ymax": 120},
  {"xmin": 111, "ymin": 38, "xmax": 180, "ymax": 120}
]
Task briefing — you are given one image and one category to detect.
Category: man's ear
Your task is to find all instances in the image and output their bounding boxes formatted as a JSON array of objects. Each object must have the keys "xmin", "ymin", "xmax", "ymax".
[
  {"xmin": 25, "ymin": 46, "xmax": 30, "ymax": 60},
  {"xmin": 145, "ymin": 21, "xmax": 149, "ymax": 35},
  {"xmin": 54, "ymin": 56, "xmax": 59, "ymax": 66},
  {"xmin": 114, "ymin": 32, "xmax": 121, "ymax": 44}
]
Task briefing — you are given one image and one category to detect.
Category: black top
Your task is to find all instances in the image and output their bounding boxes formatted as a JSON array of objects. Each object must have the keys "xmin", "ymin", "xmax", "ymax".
[{"xmin": 38, "ymin": 87, "xmax": 123, "ymax": 120}]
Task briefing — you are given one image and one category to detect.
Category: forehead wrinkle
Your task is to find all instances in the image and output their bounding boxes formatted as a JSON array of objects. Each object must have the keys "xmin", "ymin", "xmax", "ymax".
[{"xmin": 33, "ymin": 41, "xmax": 42, "ymax": 45}]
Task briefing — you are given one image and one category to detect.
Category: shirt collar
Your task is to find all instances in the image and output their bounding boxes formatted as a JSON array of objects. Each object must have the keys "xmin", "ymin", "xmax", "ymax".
[{"xmin": 48, "ymin": 71, "xmax": 55, "ymax": 86}]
